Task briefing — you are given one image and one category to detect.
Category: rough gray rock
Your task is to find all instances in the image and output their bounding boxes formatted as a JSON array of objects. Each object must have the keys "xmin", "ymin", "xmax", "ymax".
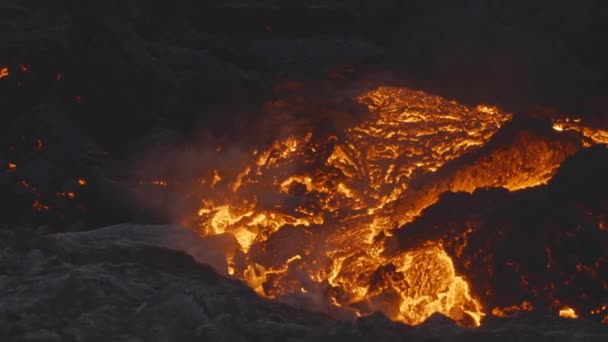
[{"xmin": 1, "ymin": 224, "xmax": 608, "ymax": 341}]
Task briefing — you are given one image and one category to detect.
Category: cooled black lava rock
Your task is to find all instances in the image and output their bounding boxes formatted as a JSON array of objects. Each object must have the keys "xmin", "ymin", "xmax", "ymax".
[{"xmin": 389, "ymin": 145, "xmax": 608, "ymax": 322}]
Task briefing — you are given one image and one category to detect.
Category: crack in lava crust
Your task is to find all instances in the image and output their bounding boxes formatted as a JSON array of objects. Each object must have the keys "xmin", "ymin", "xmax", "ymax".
[{"xmin": 182, "ymin": 86, "xmax": 603, "ymax": 326}]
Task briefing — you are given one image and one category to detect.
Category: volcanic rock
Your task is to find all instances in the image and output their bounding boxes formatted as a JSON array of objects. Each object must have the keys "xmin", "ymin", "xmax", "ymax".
[
  {"xmin": 0, "ymin": 223, "xmax": 607, "ymax": 341},
  {"xmin": 389, "ymin": 145, "xmax": 608, "ymax": 321}
]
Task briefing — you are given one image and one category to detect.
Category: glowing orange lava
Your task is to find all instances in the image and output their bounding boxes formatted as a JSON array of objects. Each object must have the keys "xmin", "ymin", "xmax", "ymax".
[
  {"xmin": 183, "ymin": 86, "xmax": 608, "ymax": 327},
  {"xmin": 0, "ymin": 67, "xmax": 8, "ymax": 78},
  {"xmin": 552, "ymin": 117, "xmax": 608, "ymax": 145},
  {"xmin": 492, "ymin": 301, "xmax": 534, "ymax": 318},
  {"xmin": 559, "ymin": 307, "xmax": 579, "ymax": 319}
]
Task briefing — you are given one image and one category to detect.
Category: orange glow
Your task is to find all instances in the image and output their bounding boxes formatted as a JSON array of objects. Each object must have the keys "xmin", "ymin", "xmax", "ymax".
[
  {"xmin": 591, "ymin": 304, "xmax": 608, "ymax": 315},
  {"xmin": 32, "ymin": 200, "xmax": 49, "ymax": 211},
  {"xmin": 182, "ymin": 86, "xmax": 607, "ymax": 327},
  {"xmin": 590, "ymin": 304, "xmax": 608, "ymax": 324},
  {"xmin": 559, "ymin": 307, "xmax": 579, "ymax": 319},
  {"xmin": 77, "ymin": 178, "xmax": 87, "ymax": 186},
  {"xmin": 57, "ymin": 192, "xmax": 75, "ymax": 199},
  {"xmin": 183, "ymin": 87, "xmax": 525, "ymax": 326},
  {"xmin": 19, "ymin": 64, "xmax": 29, "ymax": 73},
  {"xmin": 551, "ymin": 117, "xmax": 608, "ymax": 145},
  {"xmin": 7, "ymin": 162, "xmax": 16, "ymax": 171},
  {"xmin": 492, "ymin": 301, "xmax": 534, "ymax": 318},
  {"xmin": 0, "ymin": 67, "xmax": 8, "ymax": 78}
]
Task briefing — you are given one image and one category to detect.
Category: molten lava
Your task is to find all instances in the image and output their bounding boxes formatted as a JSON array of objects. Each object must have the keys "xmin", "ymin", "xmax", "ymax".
[
  {"xmin": 492, "ymin": 301, "xmax": 534, "ymax": 318},
  {"xmin": 551, "ymin": 117, "xmax": 608, "ymax": 145},
  {"xmin": 559, "ymin": 307, "xmax": 579, "ymax": 319},
  {"xmin": 183, "ymin": 86, "xmax": 608, "ymax": 326}
]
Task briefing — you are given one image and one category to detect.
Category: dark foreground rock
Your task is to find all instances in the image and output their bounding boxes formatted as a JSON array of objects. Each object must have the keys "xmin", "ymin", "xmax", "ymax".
[{"xmin": 1, "ymin": 224, "xmax": 608, "ymax": 341}]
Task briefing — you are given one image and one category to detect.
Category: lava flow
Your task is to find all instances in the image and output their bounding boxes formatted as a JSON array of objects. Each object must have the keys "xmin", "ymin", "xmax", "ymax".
[{"xmin": 182, "ymin": 86, "xmax": 608, "ymax": 327}]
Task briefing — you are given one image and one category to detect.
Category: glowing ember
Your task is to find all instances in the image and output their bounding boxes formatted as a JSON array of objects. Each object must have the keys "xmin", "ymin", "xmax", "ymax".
[
  {"xmin": 19, "ymin": 64, "xmax": 29, "ymax": 73},
  {"xmin": 591, "ymin": 305, "xmax": 608, "ymax": 316},
  {"xmin": 559, "ymin": 307, "xmax": 579, "ymax": 319},
  {"xmin": 77, "ymin": 178, "xmax": 87, "ymax": 186},
  {"xmin": 7, "ymin": 162, "xmax": 17, "ymax": 171},
  {"xmin": 57, "ymin": 192, "xmax": 75, "ymax": 199},
  {"xmin": 492, "ymin": 301, "xmax": 534, "ymax": 318},
  {"xmin": 0, "ymin": 67, "xmax": 8, "ymax": 78},
  {"xmin": 32, "ymin": 200, "xmax": 49, "ymax": 211},
  {"xmin": 139, "ymin": 180, "xmax": 169, "ymax": 187},
  {"xmin": 182, "ymin": 86, "xmax": 608, "ymax": 327}
]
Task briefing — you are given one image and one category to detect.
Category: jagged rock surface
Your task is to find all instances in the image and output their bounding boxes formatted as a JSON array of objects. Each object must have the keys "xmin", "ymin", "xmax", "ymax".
[{"xmin": 1, "ymin": 224, "xmax": 608, "ymax": 341}]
